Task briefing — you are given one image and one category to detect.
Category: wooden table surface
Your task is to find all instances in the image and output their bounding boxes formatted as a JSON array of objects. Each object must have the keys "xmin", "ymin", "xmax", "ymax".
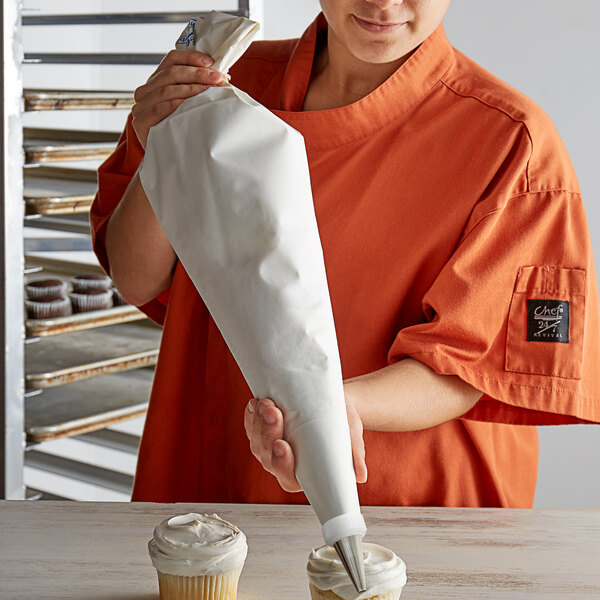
[{"xmin": 1, "ymin": 501, "xmax": 599, "ymax": 599}]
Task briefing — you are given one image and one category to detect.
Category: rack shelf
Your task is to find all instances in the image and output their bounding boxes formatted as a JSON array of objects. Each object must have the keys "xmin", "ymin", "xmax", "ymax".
[
  {"xmin": 25, "ymin": 369, "xmax": 152, "ymax": 443},
  {"xmin": 25, "ymin": 251, "xmax": 106, "ymax": 275},
  {"xmin": 25, "ymin": 305, "xmax": 147, "ymax": 339},
  {"xmin": 24, "ymin": 128, "xmax": 119, "ymax": 165},
  {"xmin": 22, "ymin": 10, "xmax": 245, "ymax": 26},
  {"xmin": 24, "ymin": 89, "xmax": 134, "ymax": 112},
  {"xmin": 25, "ymin": 322, "xmax": 160, "ymax": 388},
  {"xmin": 25, "ymin": 53, "xmax": 166, "ymax": 66}
]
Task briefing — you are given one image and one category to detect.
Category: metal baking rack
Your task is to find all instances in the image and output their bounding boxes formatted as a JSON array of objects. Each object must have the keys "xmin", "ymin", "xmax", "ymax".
[{"xmin": 2, "ymin": 1, "xmax": 258, "ymax": 500}]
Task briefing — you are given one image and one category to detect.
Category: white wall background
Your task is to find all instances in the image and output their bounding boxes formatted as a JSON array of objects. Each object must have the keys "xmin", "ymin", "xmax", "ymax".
[
  {"xmin": 442, "ymin": 0, "xmax": 600, "ymax": 509},
  {"xmin": 263, "ymin": 0, "xmax": 600, "ymax": 509},
  {"xmin": 22, "ymin": 1, "xmax": 598, "ymax": 506}
]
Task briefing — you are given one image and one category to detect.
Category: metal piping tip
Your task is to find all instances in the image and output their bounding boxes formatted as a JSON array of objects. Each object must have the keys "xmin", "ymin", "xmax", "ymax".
[{"xmin": 333, "ymin": 534, "xmax": 367, "ymax": 593}]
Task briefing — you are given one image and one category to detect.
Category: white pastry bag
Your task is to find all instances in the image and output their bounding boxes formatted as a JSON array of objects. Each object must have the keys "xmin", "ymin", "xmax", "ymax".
[{"xmin": 139, "ymin": 11, "xmax": 366, "ymax": 551}]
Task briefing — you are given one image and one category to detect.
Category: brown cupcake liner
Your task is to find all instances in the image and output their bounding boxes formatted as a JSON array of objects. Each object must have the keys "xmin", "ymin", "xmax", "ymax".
[
  {"xmin": 25, "ymin": 279, "xmax": 67, "ymax": 299},
  {"xmin": 71, "ymin": 274, "xmax": 112, "ymax": 292},
  {"xmin": 69, "ymin": 290, "xmax": 113, "ymax": 313},
  {"xmin": 25, "ymin": 296, "xmax": 70, "ymax": 320}
]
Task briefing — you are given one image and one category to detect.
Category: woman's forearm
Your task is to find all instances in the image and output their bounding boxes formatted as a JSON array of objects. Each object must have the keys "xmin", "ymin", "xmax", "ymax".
[
  {"xmin": 344, "ymin": 358, "xmax": 482, "ymax": 432},
  {"xmin": 105, "ymin": 171, "xmax": 176, "ymax": 306}
]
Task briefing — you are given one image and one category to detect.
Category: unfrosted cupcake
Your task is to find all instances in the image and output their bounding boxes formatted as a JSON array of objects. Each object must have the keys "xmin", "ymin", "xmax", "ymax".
[
  {"xmin": 111, "ymin": 286, "xmax": 128, "ymax": 306},
  {"xmin": 71, "ymin": 273, "xmax": 112, "ymax": 292},
  {"xmin": 148, "ymin": 513, "xmax": 247, "ymax": 600},
  {"xmin": 69, "ymin": 288, "xmax": 113, "ymax": 313},
  {"xmin": 25, "ymin": 278, "xmax": 67, "ymax": 299},
  {"xmin": 25, "ymin": 295, "xmax": 70, "ymax": 319},
  {"xmin": 307, "ymin": 543, "xmax": 407, "ymax": 600}
]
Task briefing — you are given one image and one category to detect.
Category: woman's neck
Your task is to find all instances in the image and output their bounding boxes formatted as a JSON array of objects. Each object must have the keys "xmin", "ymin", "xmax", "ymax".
[{"xmin": 302, "ymin": 27, "xmax": 411, "ymax": 111}]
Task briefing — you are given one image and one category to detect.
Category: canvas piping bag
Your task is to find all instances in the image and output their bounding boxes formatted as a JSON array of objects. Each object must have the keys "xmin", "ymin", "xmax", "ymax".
[{"xmin": 139, "ymin": 11, "xmax": 366, "ymax": 546}]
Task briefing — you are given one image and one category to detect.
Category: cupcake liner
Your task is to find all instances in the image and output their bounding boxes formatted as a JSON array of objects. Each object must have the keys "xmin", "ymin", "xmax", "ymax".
[
  {"xmin": 308, "ymin": 583, "xmax": 401, "ymax": 600},
  {"xmin": 25, "ymin": 279, "xmax": 67, "ymax": 299},
  {"xmin": 112, "ymin": 286, "xmax": 129, "ymax": 306},
  {"xmin": 69, "ymin": 289, "xmax": 113, "ymax": 313},
  {"xmin": 71, "ymin": 273, "xmax": 112, "ymax": 292},
  {"xmin": 25, "ymin": 296, "xmax": 70, "ymax": 320},
  {"xmin": 156, "ymin": 566, "xmax": 243, "ymax": 600}
]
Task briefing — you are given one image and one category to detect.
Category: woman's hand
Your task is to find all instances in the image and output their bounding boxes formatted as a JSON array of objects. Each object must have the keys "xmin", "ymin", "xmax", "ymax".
[
  {"xmin": 131, "ymin": 49, "xmax": 227, "ymax": 148},
  {"xmin": 243, "ymin": 390, "xmax": 367, "ymax": 493}
]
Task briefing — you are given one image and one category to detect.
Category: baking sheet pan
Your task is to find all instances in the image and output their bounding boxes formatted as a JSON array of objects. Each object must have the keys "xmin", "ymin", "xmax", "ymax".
[
  {"xmin": 24, "ymin": 167, "xmax": 98, "ymax": 214},
  {"xmin": 24, "ymin": 128, "xmax": 120, "ymax": 164},
  {"xmin": 26, "ymin": 349, "xmax": 158, "ymax": 390},
  {"xmin": 25, "ymin": 250, "xmax": 107, "ymax": 277},
  {"xmin": 25, "ymin": 369, "xmax": 152, "ymax": 443},
  {"xmin": 25, "ymin": 305, "xmax": 148, "ymax": 338},
  {"xmin": 26, "ymin": 322, "xmax": 160, "ymax": 389},
  {"xmin": 24, "ymin": 89, "xmax": 134, "ymax": 111}
]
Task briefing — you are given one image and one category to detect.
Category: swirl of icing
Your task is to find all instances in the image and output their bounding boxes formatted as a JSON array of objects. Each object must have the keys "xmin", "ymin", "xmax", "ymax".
[
  {"xmin": 307, "ymin": 543, "xmax": 407, "ymax": 600},
  {"xmin": 148, "ymin": 513, "xmax": 247, "ymax": 576}
]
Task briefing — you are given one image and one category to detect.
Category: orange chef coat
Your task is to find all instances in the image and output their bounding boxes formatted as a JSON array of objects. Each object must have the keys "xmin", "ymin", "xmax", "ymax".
[{"xmin": 91, "ymin": 15, "xmax": 600, "ymax": 508}]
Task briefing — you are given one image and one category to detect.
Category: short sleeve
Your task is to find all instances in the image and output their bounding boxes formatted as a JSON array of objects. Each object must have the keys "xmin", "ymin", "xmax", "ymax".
[
  {"xmin": 91, "ymin": 113, "xmax": 169, "ymax": 324},
  {"xmin": 388, "ymin": 188, "xmax": 600, "ymax": 425}
]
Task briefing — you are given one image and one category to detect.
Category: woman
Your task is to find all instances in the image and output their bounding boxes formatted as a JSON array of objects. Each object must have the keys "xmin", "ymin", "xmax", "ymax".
[{"xmin": 92, "ymin": 0, "xmax": 599, "ymax": 506}]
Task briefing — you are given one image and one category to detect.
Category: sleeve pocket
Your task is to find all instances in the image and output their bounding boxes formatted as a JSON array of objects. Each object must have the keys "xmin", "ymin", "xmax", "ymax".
[{"xmin": 505, "ymin": 266, "xmax": 586, "ymax": 379}]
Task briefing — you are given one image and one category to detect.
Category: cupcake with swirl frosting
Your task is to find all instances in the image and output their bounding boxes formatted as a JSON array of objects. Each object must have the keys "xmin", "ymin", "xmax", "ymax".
[
  {"xmin": 307, "ymin": 543, "xmax": 407, "ymax": 600},
  {"xmin": 148, "ymin": 513, "xmax": 247, "ymax": 600}
]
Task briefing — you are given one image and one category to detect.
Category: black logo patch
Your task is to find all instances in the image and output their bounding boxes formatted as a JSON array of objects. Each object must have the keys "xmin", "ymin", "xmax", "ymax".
[{"xmin": 527, "ymin": 300, "xmax": 569, "ymax": 343}]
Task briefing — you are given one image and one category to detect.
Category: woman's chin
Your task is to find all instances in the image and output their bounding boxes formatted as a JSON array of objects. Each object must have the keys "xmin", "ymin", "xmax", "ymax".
[{"xmin": 349, "ymin": 40, "xmax": 415, "ymax": 67}]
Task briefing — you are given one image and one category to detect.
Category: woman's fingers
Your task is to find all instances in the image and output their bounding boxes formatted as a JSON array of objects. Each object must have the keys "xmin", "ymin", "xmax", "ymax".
[
  {"xmin": 244, "ymin": 393, "xmax": 367, "ymax": 488},
  {"xmin": 248, "ymin": 398, "xmax": 263, "ymax": 461},
  {"xmin": 243, "ymin": 398, "xmax": 258, "ymax": 449},
  {"xmin": 345, "ymin": 390, "xmax": 368, "ymax": 484},
  {"xmin": 348, "ymin": 411, "xmax": 367, "ymax": 483},
  {"xmin": 243, "ymin": 398, "xmax": 302, "ymax": 493},
  {"xmin": 256, "ymin": 399, "xmax": 283, "ymax": 473},
  {"xmin": 131, "ymin": 50, "xmax": 226, "ymax": 148},
  {"xmin": 132, "ymin": 94, "xmax": 194, "ymax": 127},
  {"xmin": 135, "ymin": 65, "xmax": 224, "ymax": 103},
  {"xmin": 155, "ymin": 48, "xmax": 214, "ymax": 73},
  {"xmin": 146, "ymin": 49, "xmax": 214, "ymax": 82},
  {"xmin": 271, "ymin": 439, "xmax": 302, "ymax": 492}
]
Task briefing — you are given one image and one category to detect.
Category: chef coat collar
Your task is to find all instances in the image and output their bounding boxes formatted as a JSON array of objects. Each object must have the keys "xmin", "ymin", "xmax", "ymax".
[{"xmin": 274, "ymin": 13, "xmax": 455, "ymax": 150}]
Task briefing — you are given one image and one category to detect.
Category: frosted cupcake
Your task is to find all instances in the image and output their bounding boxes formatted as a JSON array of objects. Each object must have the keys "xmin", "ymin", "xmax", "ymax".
[
  {"xmin": 148, "ymin": 513, "xmax": 247, "ymax": 600},
  {"xmin": 307, "ymin": 543, "xmax": 407, "ymax": 600}
]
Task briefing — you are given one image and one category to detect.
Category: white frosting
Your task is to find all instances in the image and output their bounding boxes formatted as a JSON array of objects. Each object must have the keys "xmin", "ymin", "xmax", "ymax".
[
  {"xmin": 307, "ymin": 543, "xmax": 407, "ymax": 600},
  {"xmin": 148, "ymin": 513, "xmax": 247, "ymax": 576}
]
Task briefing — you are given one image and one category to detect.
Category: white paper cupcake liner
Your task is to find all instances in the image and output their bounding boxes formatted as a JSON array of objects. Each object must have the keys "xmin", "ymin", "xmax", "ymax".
[
  {"xmin": 156, "ymin": 566, "xmax": 243, "ymax": 600},
  {"xmin": 25, "ymin": 279, "xmax": 67, "ymax": 299},
  {"xmin": 69, "ymin": 290, "xmax": 113, "ymax": 313},
  {"xmin": 111, "ymin": 286, "xmax": 128, "ymax": 306},
  {"xmin": 71, "ymin": 274, "xmax": 112, "ymax": 292},
  {"xmin": 25, "ymin": 296, "xmax": 70, "ymax": 320},
  {"xmin": 308, "ymin": 583, "xmax": 402, "ymax": 600}
]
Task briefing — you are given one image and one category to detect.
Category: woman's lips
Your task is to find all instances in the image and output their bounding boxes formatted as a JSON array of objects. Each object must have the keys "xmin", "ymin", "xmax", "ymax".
[{"xmin": 352, "ymin": 14, "xmax": 407, "ymax": 34}]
